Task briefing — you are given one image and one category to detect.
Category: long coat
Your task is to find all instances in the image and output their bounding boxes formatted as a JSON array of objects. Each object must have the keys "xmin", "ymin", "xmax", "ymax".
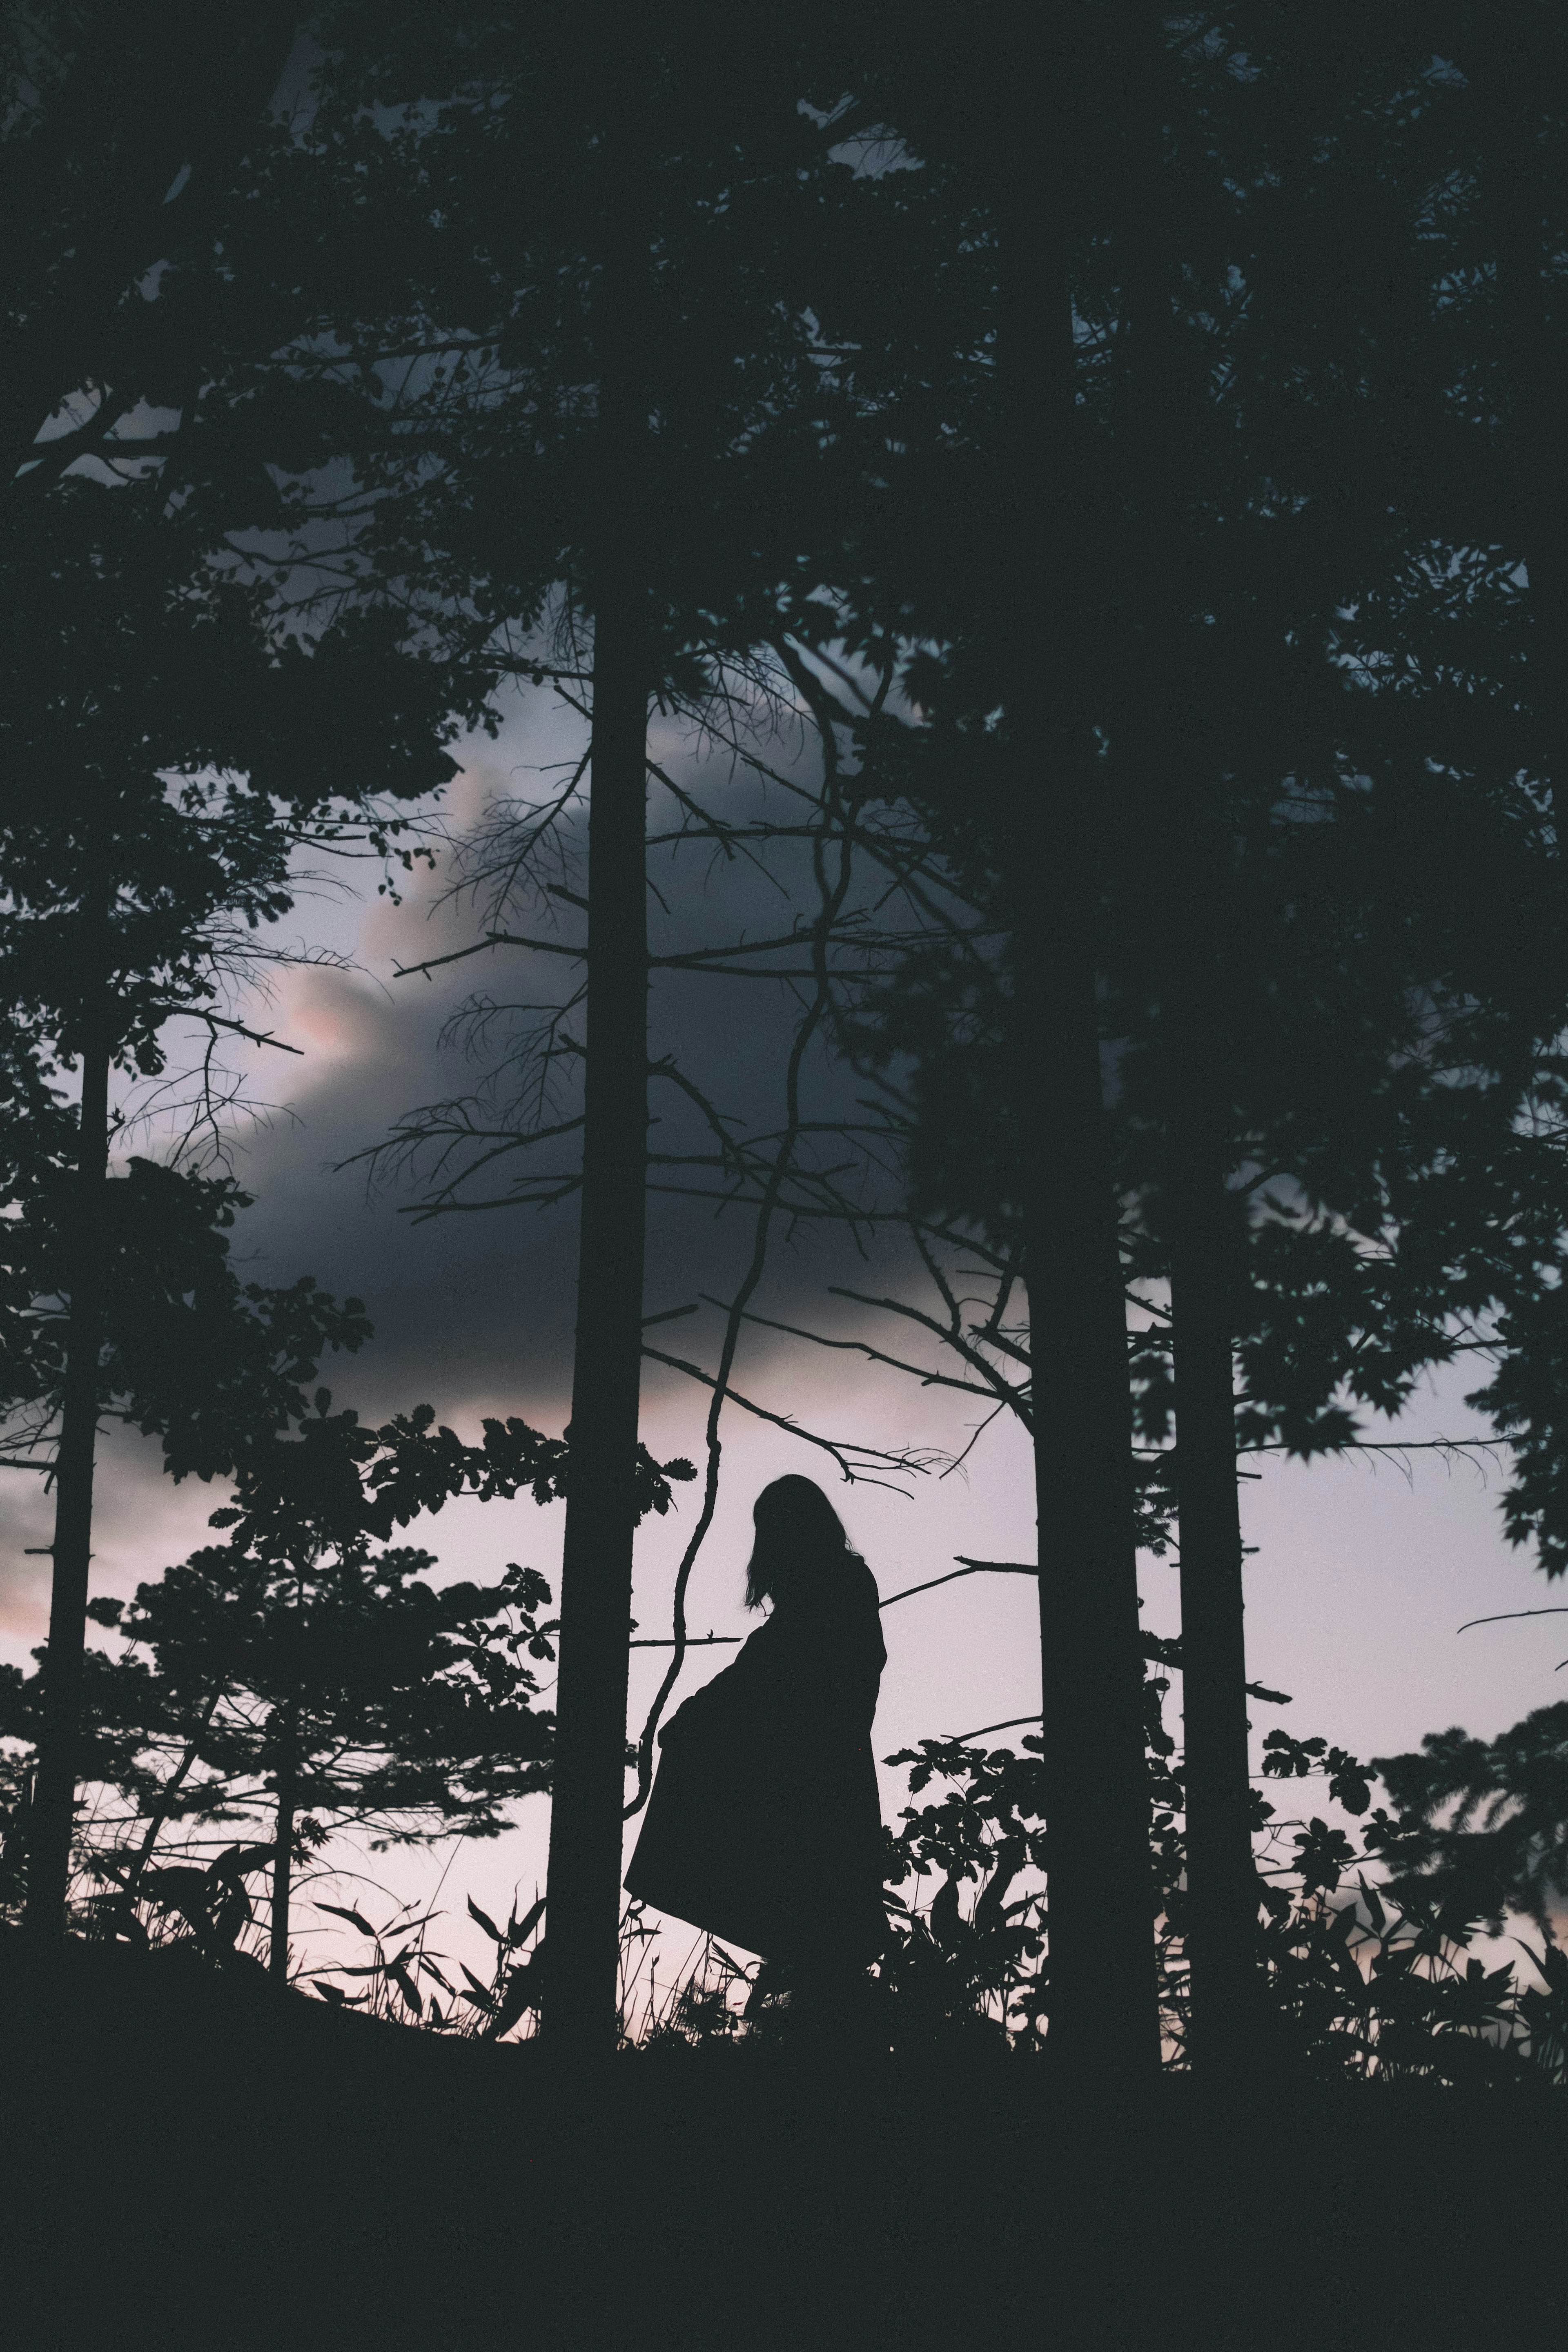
[{"xmin": 623, "ymin": 1557, "xmax": 887, "ymax": 1963}]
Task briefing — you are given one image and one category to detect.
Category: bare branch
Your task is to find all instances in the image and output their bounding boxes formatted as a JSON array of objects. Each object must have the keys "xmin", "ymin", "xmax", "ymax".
[
  {"xmin": 1457, "ymin": 1606, "xmax": 1568, "ymax": 1635},
  {"xmin": 879, "ymin": 1558, "xmax": 1038, "ymax": 1609},
  {"xmin": 392, "ymin": 930, "xmax": 588, "ymax": 982},
  {"xmin": 699, "ymin": 1295, "xmax": 1011, "ymax": 1403}
]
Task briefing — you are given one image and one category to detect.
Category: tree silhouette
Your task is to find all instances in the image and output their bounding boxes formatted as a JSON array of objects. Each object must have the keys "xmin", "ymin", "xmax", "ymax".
[
  {"xmin": 0, "ymin": 469, "xmax": 470, "ymax": 1936},
  {"xmin": 0, "ymin": 1385, "xmax": 693, "ymax": 1963},
  {"xmin": 1372, "ymin": 1699, "xmax": 1568, "ymax": 1938},
  {"xmin": 84, "ymin": 1537, "xmax": 554, "ymax": 1980},
  {"xmin": 1, "ymin": 3, "xmax": 301, "ymax": 482}
]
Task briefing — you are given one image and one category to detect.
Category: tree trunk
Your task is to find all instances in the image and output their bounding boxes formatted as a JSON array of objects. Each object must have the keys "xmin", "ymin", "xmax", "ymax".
[
  {"xmin": 541, "ymin": 68, "xmax": 651, "ymax": 2061},
  {"xmin": 269, "ymin": 1797, "xmax": 294, "ymax": 1983},
  {"xmin": 23, "ymin": 1033, "xmax": 111, "ymax": 1940},
  {"xmin": 1003, "ymin": 14, "xmax": 1158, "ymax": 2077},
  {"xmin": 269, "ymin": 1693, "xmax": 298, "ymax": 1985},
  {"xmin": 1167, "ymin": 1045, "xmax": 1262, "ymax": 2076},
  {"xmin": 1101, "ymin": 5, "xmax": 1258, "ymax": 2074},
  {"xmin": 1021, "ymin": 944, "xmax": 1159, "ymax": 2080}
]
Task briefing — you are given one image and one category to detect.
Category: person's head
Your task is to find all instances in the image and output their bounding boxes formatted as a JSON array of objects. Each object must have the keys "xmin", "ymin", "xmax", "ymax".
[{"xmin": 744, "ymin": 1475, "xmax": 859, "ymax": 1609}]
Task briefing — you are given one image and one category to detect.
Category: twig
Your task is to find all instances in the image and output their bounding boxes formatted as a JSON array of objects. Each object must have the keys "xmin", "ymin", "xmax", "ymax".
[
  {"xmin": 1457, "ymin": 1606, "xmax": 1568, "ymax": 1634},
  {"xmin": 878, "ymin": 1559, "xmax": 1038, "ymax": 1609},
  {"xmin": 704, "ymin": 1295, "xmax": 1016, "ymax": 1405},
  {"xmin": 1241, "ymin": 1436, "xmax": 1503, "ymax": 1460},
  {"xmin": 145, "ymin": 1007, "xmax": 304, "ymax": 1056},
  {"xmin": 636, "ymin": 1364, "xmax": 930, "ymax": 1488},
  {"xmin": 392, "ymin": 930, "xmax": 588, "ymax": 981},
  {"xmin": 629, "ymin": 1634, "xmax": 739, "ymax": 1648},
  {"xmin": 948, "ymin": 1714, "xmax": 1042, "ymax": 1744}
]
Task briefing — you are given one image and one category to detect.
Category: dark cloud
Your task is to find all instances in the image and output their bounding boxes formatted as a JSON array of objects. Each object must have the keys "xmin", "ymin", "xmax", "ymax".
[
  {"xmin": 205, "ymin": 700, "xmax": 917, "ymax": 1433},
  {"xmin": 0, "ymin": 697, "xmax": 951, "ymax": 1688}
]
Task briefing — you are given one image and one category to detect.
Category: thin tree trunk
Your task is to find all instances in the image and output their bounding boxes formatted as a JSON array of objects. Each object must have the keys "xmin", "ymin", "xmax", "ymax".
[
  {"xmin": 24, "ymin": 1031, "xmax": 111, "ymax": 1940},
  {"xmin": 1003, "ymin": 12, "xmax": 1158, "ymax": 2077},
  {"xmin": 269, "ymin": 1693, "xmax": 298, "ymax": 1985},
  {"xmin": 1110, "ymin": 10, "xmax": 1261, "ymax": 2075},
  {"xmin": 541, "ymin": 59, "xmax": 651, "ymax": 2060},
  {"xmin": 1167, "ymin": 1038, "xmax": 1261, "ymax": 2076},
  {"xmin": 1021, "ymin": 943, "xmax": 1158, "ymax": 2079}
]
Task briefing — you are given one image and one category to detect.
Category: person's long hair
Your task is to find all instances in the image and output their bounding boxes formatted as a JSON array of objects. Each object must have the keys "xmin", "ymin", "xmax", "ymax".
[{"xmin": 744, "ymin": 1474, "xmax": 862, "ymax": 1608}]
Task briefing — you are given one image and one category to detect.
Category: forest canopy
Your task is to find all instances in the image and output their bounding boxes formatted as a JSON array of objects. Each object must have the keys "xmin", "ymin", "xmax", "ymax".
[{"xmin": 0, "ymin": 1, "xmax": 1566, "ymax": 2089}]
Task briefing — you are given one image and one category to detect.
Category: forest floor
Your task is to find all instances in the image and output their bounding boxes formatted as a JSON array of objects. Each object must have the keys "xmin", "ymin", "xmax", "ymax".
[{"xmin": 0, "ymin": 1934, "xmax": 1561, "ymax": 2350}]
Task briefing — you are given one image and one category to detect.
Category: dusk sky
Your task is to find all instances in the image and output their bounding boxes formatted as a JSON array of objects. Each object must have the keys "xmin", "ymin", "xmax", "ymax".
[{"xmin": 4, "ymin": 679, "xmax": 1561, "ymax": 1997}]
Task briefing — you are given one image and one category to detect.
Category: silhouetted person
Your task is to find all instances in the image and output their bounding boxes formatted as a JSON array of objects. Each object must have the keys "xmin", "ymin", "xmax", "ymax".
[{"xmin": 624, "ymin": 1476, "xmax": 887, "ymax": 2018}]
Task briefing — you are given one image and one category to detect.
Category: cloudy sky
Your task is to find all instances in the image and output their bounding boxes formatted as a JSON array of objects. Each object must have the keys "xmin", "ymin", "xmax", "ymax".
[{"xmin": 4, "ymin": 678, "xmax": 1561, "ymax": 2002}]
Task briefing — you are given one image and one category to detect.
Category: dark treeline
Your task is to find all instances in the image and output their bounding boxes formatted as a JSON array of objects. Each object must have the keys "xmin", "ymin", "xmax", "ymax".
[{"xmin": 1, "ymin": 1, "xmax": 1567, "ymax": 2099}]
